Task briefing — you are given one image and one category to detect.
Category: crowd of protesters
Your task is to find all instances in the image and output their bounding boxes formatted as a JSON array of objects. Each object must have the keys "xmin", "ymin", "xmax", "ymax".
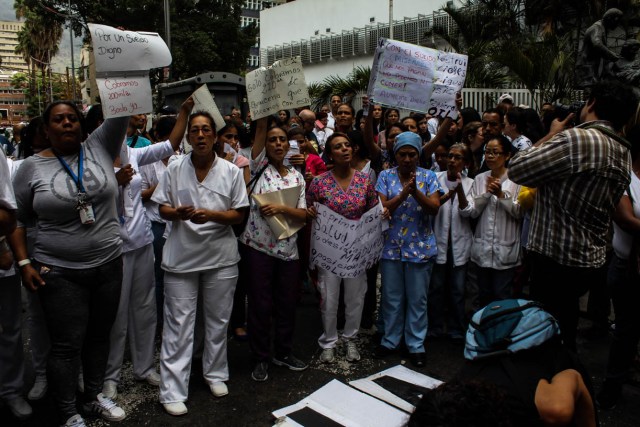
[{"xmin": 0, "ymin": 78, "xmax": 639, "ymax": 427}]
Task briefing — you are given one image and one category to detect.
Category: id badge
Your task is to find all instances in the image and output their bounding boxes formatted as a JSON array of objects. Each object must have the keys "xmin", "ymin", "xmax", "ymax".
[{"xmin": 79, "ymin": 203, "xmax": 95, "ymax": 225}]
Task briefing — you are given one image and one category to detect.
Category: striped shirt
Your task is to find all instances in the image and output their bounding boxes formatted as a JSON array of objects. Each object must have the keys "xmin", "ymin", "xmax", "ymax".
[{"xmin": 508, "ymin": 121, "xmax": 631, "ymax": 268}]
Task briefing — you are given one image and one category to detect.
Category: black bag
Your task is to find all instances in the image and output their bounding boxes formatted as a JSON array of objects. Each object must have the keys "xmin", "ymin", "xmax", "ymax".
[{"xmin": 233, "ymin": 163, "xmax": 269, "ymax": 237}]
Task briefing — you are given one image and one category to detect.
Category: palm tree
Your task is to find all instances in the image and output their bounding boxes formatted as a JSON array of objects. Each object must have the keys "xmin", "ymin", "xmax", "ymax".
[
  {"xmin": 308, "ymin": 66, "xmax": 371, "ymax": 110},
  {"xmin": 14, "ymin": 1, "xmax": 64, "ymax": 105}
]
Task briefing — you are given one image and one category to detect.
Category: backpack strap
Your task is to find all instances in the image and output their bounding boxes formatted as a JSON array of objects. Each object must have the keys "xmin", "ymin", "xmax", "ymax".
[{"xmin": 128, "ymin": 135, "xmax": 139, "ymax": 148}]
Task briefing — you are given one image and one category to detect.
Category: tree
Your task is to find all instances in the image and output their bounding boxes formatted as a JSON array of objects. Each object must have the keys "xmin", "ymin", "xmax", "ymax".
[
  {"xmin": 14, "ymin": 0, "xmax": 64, "ymax": 106},
  {"xmin": 11, "ymin": 72, "xmax": 68, "ymax": 117},
  {"xmin": 308, "ymin": 66, "xmax": 371, "ymax": 111},
  {"xmin": 40, "ymin": 0, "xmax": 258, "ymax": 80}
]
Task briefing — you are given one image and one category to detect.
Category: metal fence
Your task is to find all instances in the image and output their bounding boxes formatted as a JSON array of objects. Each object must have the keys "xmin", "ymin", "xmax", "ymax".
[{"xmin": 260, "ymin": 11, "xmax": 455, "ymax": 67}]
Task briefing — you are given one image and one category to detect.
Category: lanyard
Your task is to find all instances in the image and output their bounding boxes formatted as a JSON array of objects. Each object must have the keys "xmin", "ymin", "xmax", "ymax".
[{"xmin": 55, "ymin": 146, "xmax": 85, "ymax": 193}]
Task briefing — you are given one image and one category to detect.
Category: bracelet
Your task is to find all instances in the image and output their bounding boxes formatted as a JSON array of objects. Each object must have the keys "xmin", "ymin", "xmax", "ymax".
[{"xmin": 18, "ymin": 259, "xmax": 31, "ymax": 268}]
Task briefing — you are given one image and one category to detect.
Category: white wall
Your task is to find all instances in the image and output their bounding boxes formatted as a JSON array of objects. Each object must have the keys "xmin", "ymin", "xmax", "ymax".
[{"xmin": 261, "ymin": 0, "xmax": 445, "ymax": 47}]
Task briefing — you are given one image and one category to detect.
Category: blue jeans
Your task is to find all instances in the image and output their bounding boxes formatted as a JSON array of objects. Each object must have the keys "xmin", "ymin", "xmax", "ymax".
[
  {"xmin": 37, "ymin": 257, "xmax": 123, "ymax": 421},
  {"xmin": 380, "ymin": 259, "xmax": 434, "ymax": 353},
  {"xmin": 428, "ymin": 261, "xmax": 467, "ymax": 338}
]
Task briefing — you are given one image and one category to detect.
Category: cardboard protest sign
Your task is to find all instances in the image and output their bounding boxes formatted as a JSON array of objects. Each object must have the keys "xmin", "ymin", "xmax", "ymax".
[
  {"xmin": 96, "ymin": 75, "xmax": 152, "ymax": 118},
  {"xmin": 368, "ymin": 38, "xmax": 467, "ymax": 118},
  {"xmin": 246, "ymin": 56, "xmax": 310, "ymax": 120},
  {"xmin": 89, "ymin": 23, "xmax": 171, "ymax": 119},
  {"xmin": 310, "ymin": 203, "xmax": 384, "ymax": 279},
  {"xmin": 191, "ymin": 85, "xmax": 226, "ymax": 132},
  {"xmin": 88, "ymin": 24, "xmax": 171, "ymax": 72}
]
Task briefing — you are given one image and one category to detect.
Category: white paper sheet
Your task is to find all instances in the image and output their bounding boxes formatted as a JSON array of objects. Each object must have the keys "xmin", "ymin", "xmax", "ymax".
[
  {"xmin": 272, "ymin": 379, "xmax": 409, "ymax": 427},
  {"xmin": 192, "ymin": 84, "xmax": 226, "ymax": 132},
  {"xmin": 349, "ymin": 365, "xmax": 443, "ymax": 413}
]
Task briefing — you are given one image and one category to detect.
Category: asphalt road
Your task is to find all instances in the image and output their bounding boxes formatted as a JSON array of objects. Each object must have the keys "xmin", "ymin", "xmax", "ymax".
[{"xmin": 3, "ymin": 292, "xmax": 640, "ymax": 427}]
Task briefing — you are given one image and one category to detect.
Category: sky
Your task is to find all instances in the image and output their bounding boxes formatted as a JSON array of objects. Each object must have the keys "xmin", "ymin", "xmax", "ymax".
[{"xmin": 1, "ymin": 0, "xmax": 83, "ymax": 73}]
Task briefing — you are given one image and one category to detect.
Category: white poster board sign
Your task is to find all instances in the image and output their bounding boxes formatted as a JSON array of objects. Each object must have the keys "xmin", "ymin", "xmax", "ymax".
[
  {"xmin": 272, "ymin": 379, "xmax": 409, "ymax": 427},
  {"xmin": 310, "ymin": 203, "xmax": 384, "ymax": 279},
  {"xmin": 192, "ymin": 84, "xmax": 226, "ymax": 132},
  {"xmin": 349, "ymin": 365, "xmax": 443, "ymax": 413},
  {"xmin": 368, "ymin": 38, "xmax": 467, "ymax": 118},
  {"xmin": 89, "ymin": 23, "xmax": 171, "ymax": 119},
  {"xmin": 246, "ymin": 56, "xmax": 310, "ymax": 120},
  {"xmin": 96, "ymin": 75, "xmax": 152, "ymax": 118},
  {"xmin": 88, "ymin": 24, "xmax": 171, "ymax": 72}
]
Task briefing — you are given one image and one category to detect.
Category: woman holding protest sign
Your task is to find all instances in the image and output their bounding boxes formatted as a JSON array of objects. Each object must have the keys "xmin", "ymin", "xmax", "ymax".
[
  {"xmin": 375, "ymin": 131, "xmax": 441, "ymax": 368},
  {"xmin": 239, "ymin": 116, "xmax": 308, "ymax": 383},
  {"xmin": 11, "ymin": 101, "xmax": 129, "ymax": 425},
  {"xmin": 152, "ymin": 109, "xmax": 249, "ymax": 416},
  {"xmin": 306, "ymin": 132, "xmax": 381, "ymax": 363}
]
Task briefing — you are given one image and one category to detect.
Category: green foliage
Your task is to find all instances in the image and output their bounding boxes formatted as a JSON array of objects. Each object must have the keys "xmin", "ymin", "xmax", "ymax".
[
  {"xmin": 41, "ymin": 0, "xmax": 258, "ymax": 79},
  {"xmin": 11, "ymin": 72, "xmax": 70, "ymax": 117},
  {"xmin": 426, "ymin": 0, "xmax": 606, "ymax": 103},
  {"xmin": 308, "ymin": 66, "xmax": 371, "ymax": 110}
]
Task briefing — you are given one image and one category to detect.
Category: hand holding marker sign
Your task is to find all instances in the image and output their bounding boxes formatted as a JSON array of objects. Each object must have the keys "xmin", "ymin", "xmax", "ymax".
[
  {"xmin": 89, "ymin": 24, "xmax": 172, "ymax": 119},
  {"xmin": 368, "ymin": 38, "xmax": 467, "ymax": 119}
]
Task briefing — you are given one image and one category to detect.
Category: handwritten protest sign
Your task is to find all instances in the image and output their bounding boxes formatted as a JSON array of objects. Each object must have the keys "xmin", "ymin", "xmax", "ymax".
[
  {"xmin": 88, "ymin": 24, "xmax": 171, "ymax": 72},
  {"xmin": 368, "ymin": 38, "xmax": 467, "ymax": 118},
  {"xmin": 192, "ymin": 84, "xmax": 226, "ymax": 131},
  {"xmin": 89, "ymin": 23, "xmax": 171, "ymax": 119},
  {"xmin": 96, "ymin": 75, "xmax": 151, "ymax": 118},
  {"xmin": 310, "ymin": 203, "xmax": 384, "ymax": 279},
  {"xmin": 246, "ymin": 56, "xmax": 310, "ymax": 120}
]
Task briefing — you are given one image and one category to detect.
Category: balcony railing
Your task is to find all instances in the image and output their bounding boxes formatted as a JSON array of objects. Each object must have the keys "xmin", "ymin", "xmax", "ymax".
[{"xmin": 260, "ymin": 10, "xmax": 455, "ymax": 67}]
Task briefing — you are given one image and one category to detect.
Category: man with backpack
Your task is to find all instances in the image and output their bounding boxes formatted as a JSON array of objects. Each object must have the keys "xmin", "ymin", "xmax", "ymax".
[
  {"xmin": 508, "ymin": 80, "xmax": 638, "ymax": 349},
  {"xmin": 409, "ymin": 299, "xmax": 597, "ymax": 427}
]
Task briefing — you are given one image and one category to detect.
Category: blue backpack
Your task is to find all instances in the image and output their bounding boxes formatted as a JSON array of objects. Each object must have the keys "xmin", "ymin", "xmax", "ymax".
[{"xmin": 464, "ymin": 299, "xmax": 560, "ymax": 361}]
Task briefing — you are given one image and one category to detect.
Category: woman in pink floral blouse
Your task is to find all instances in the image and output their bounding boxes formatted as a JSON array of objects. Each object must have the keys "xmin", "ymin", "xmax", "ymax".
[{"xmin": 306, "ymin": 133, "xmax": 380, "ymax": 364}]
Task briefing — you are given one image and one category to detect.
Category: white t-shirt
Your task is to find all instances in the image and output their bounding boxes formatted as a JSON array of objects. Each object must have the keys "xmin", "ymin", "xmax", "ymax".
[
  {"xmin": 0, "ymin": 150, "xmax": 16, "ymax": 212},
  {"xmin": 152, "ymin": 154, "xmax": 249, "ymax": 273},
  {"xmin": 117, "ymin": 141, "xmax": 175, "ymax": 253},
  {"xmin": 612, "ymin": 173, "xmax": 640, "ymax": 259},
  {"xmin": 140, "ymin": 160, "xmax": 169, "ymax": 224}
]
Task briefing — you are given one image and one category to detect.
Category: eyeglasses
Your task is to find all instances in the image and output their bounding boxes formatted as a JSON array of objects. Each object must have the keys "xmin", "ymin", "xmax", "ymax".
[
  {"xmin": 189, "ymin": 127, "xmax": 213, "ymax": 135},
  {"xmin": 484, "ymin": 150, "xmax": 504, "ymax": 157},
  {"xmin": 223, "ymin": 133, "xmax": 240, "ymax": 140}
]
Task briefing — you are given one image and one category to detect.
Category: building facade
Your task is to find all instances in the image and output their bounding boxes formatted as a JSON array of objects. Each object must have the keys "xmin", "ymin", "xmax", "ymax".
[
  {"xmin": 259, "ymin": 0, "xmax": 452, "ymax": 84},
  {"xmin": 241, "ymin": 0, "xmax": 287, "ymax": 71},
  {"xmin": 0, "ymin": 21, "xmax": 28, "ymax": 74}
]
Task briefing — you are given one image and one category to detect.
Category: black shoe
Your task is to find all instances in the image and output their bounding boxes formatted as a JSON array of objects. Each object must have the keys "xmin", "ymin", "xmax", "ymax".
[
  {"xmin": 251, "ymin": 361, "xmax": 269, "ymax": 382},
  {"xmin": 373, "ymin": 345, "xmax": 395, "ymax": 359},
  {"xmin": 410, "ymin": 352, "xmax": 426, "ymax": 368},
  {"xmin": 596, "ymin": 381, "xmax": 621, "ymax": 410},
  {"xmin": 272, "ymin": 354, "xmax": 308, "ymax": 371}
]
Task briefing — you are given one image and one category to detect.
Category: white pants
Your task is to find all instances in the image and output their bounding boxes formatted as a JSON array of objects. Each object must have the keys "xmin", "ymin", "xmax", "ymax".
[
  {"xmin": 105, "ymin": 244, "xmax": 157, "ymax": 383},
  {"xmin": 317, "ymin": 269, "xmax": 367, "ymax": 349},
  {"xmin": 159, "ymin": 265, "xmax": 237, "ymax": 404}
]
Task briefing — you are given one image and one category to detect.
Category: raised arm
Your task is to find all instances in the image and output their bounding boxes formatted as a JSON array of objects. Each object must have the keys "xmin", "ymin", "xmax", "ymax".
[
  {"xmin": 421, "ymin": 117, "xmax": 453, "ymax": 161},
  {"xmin": 363, "ymin": 105, "xmax": 381, "ymax": 160},
  {"xmin": 87, "ymin": 116, "xmax": 130, "ymax": 161},
  {"xmin": 252, "ymin": 117, "xmax": 268, "ymax": 160},
  {"xmin": 169, "ymin": 97, "xmax": 194, "ymax": 152}
]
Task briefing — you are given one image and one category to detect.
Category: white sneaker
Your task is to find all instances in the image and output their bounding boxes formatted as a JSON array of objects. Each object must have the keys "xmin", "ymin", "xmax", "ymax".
[
  {"xmin": 163, "ymin": 402, "xmax": 188, "ymax": 416},
  {"xmin": 7, "ymin": 396, "xmax": 32, "ymax": 420},
  {"xmin": 210, "ymin": 381, "xmax": 228, "ymax": 397},
  {"xmin": 83, "ymin": 393, "xmax": 126, "ymax": 422},
  {"xmin": 28, "ymin": 376, "xmax": 48, "ymax": 400},
  {"xmin": 140, "ymin": 371, "xmax": 161, "ymax": 387},
  {"xmin": 62, "ymin": 414, "xmax": 87, "ymax": 427},
  {"xmin": 320, "ymin": 348, "xmax": 335, "ymax": 363},
  {"xmin": 102, "ymin": 380, "xmax": 118, "ymax": 400},
  {"xmin": 346, "ymin": 341, "xmax": 361, "ymax": 362}
]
